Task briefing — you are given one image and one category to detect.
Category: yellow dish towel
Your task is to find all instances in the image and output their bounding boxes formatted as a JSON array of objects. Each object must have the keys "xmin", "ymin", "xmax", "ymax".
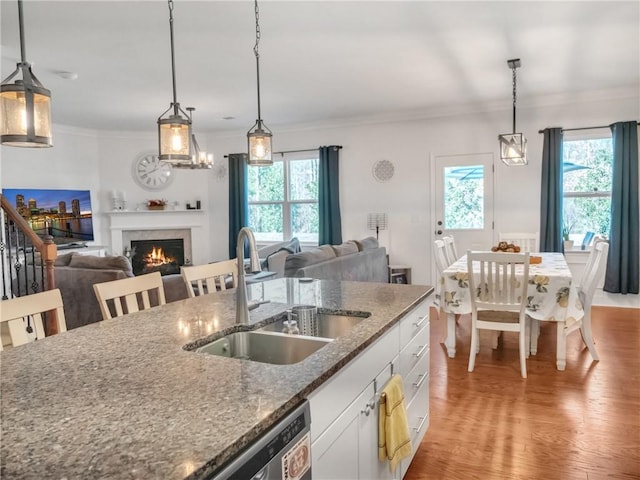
[{"xmin": 378, "ymin": 374, "xmax": 412, "ymax": 471}]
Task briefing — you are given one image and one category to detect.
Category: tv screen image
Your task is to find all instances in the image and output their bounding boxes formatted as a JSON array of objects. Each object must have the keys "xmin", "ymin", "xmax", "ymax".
[{"xmin": 2, "ymin": 188, "xmax": 94, "ymax": 243}]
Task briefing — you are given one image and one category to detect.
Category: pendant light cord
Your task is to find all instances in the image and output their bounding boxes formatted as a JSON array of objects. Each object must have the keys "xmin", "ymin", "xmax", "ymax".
[
  {"xmin": 168, "ymin": 0, "xmax": 179, "ymax": 116},
  {"xmin": 511, "ymin": 65, "xmax": 517, "ymax": 134},
  {"xmin": 254, "ymin": 0, "xmax": 262, "ymax": 122},
  {"xmin": 17, "ymin": 0, "xmax": 26, "ymax": 63}
]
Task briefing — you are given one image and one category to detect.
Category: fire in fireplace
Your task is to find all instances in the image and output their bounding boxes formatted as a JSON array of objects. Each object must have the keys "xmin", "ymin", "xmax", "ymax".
[{"xmin": 131, "ymin": 239, "xmax": 185, "ymax": 276}]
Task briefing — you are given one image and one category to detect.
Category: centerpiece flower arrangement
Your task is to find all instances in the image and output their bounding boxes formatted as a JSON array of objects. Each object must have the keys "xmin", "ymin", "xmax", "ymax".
[{"xmin": 147, "ymin": 199, "xmax": 167, "ymax": 210}]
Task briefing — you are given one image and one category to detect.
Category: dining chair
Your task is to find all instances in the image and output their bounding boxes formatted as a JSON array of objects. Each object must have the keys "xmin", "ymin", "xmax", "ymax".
[
  {"xmin": 442, "ymin": 235, "xmax": 459, "ymax": 265},
  {"xmin": 531, "ymin": 241, "xmax": 608, "ymax": 370},
  {"xmin": 498, "ymin": 232, "xmax": 539, "ymax": 252},
  {"xmin": 1, "ymin": 289, "xmax": 67, "ymax": 351},
  {"xmin": 467, "ymin": 250, "xmax": 531, "ymax": 378},
  {"xmin": 180, "ymin": 259, "xmax": 238, "ymax": 298},
  {"xmin": 93, "ymin": 271, "xmax": 166, "ymax": 320}
]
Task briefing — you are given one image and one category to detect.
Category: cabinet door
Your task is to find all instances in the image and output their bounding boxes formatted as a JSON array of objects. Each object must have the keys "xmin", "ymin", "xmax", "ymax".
[{"xmin": 312, "ymin": 410, "xmax": 360, "ymax": 479}]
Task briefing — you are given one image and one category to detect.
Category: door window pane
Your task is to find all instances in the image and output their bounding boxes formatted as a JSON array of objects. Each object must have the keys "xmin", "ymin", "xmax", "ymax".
[
  {"xmin": 443, "ymin": 165, "xmax": 484, "ymax": 229},
  {"xmin": 249, "ymin": 204, "xmax": 283, "ymax": 242}
]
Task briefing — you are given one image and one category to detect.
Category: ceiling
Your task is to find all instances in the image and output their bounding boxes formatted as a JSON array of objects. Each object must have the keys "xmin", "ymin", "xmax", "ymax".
[{"xmin": 1, "ymin": 1, "xmax": 638, "ymax": 134}]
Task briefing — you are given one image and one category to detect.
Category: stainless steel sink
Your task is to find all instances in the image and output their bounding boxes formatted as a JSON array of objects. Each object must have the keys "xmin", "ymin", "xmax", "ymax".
[
  {"xmin": 259, "ymin": 312, "xmax": 368, "ymax": 339},
  {"xmin": 196, "ymin": 331, "xmax": 332, "ymax": 365}
]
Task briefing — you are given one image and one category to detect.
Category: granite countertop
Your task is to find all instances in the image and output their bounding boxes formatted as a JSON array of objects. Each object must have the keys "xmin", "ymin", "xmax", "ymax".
[{"xmin": 0, "ymin": 278, "xmax": 432, "ymax": 479}]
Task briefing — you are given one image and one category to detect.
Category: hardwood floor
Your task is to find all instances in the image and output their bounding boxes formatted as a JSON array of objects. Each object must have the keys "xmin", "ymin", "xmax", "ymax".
[{"xmin": 405, "ymin": 306, "xmax": 640, "ymax": 480}]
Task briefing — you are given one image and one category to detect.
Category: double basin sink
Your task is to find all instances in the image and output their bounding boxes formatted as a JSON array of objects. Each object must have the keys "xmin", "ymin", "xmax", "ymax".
[{"xmin": 196, "ymin": 312, "xmax": 369, "ymax": 365}]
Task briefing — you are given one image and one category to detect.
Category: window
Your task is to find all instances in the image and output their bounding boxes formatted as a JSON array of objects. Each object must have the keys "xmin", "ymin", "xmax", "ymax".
[
  {"xmin": 562, "ymin": 136, "xmax": 613, "ymax": 243},
  {"xmin": 248, "ymin": 152, "xmax": 319, "ymax": 244}
]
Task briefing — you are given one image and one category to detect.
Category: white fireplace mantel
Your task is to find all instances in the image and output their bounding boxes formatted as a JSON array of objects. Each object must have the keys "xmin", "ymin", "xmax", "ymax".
[{"xmin": 108, "ymin": 210, "xmax": 207, "ymax": 266}]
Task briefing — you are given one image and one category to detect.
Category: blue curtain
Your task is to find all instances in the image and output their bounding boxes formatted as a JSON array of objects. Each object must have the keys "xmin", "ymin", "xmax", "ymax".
[
  {"xmin": 604, "ymin": 121, "xmax": 639, "ymax": 294},
  {"xmin": 228, "ymin": 153, "xmax": 248, "ymax": 259},
  {"xmin": 539, "ymin": 128, "xmax": 564, "ymax": 252},
  {"xmin": 318, "ymin": 146, "xmax": 342, "ymax": 245}
]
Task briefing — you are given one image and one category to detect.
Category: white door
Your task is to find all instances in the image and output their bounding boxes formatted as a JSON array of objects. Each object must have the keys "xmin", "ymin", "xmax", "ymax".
[{"xmin": 432, "ymin": 152, "xmax": 495, "ymax": 258}]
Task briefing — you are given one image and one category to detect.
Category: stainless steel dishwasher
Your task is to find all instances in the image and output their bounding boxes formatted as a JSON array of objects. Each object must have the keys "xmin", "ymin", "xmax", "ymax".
[{"xmin": 209, "ymin": 400, "xmax": 312, "ymax": 480}]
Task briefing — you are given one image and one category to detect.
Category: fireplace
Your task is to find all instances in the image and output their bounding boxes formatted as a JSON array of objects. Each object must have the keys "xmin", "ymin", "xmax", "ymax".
[{"xmin": 131, "ymin": 239, "xmax": 185, "ymax": 276}]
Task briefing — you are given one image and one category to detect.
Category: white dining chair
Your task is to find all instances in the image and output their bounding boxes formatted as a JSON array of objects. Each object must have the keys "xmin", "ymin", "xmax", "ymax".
[
  {"xmin": 180, "ymin": 259, "xmax": 238, "ymax": 298},
  {"xmin": 0, "ymin": 289, "xmax": 67, "ymax": 351},
  {"xmin": 442, "ymin": 235, "xmax": 459, "ymax": 265},
  {"xmin": 531, "ymin": 241, "xmax": 608, "ymax": 371},
  {"xmin": 432, "ymin": 240, "xmax": 450, "ymax": 320},
  {"xmin": 498, "ymin": 232, "xmax": 539, "ymax": 252},
  {"xmin": 93, "ymin": 271, "xmax": 166, "ymax": 320},
  {"xmin": 467, "ymin": 250, "xmax": 531, "ymax": 378}
]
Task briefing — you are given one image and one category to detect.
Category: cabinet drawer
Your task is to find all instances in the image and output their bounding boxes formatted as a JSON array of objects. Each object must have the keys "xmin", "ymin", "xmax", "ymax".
[
  {"xmin": 398, "ymin": 322, "xmax": 429, "ymax": 380},
  {"xmin": 402, "ymin": 373, "xmax": 430, "ymax": 477},
  {"xmin": 401, "ymin": 346, "xmax": 429, "ymax": 406},
  {"xmin": 399, "ymin": 301, "xmax": 430, "ymax": 347}
]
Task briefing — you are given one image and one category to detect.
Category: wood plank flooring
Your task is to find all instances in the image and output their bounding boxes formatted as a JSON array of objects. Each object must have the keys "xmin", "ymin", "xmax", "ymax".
[{"xmin": 405, "ymin": 306, "xmax": 640, "ymax": 480}]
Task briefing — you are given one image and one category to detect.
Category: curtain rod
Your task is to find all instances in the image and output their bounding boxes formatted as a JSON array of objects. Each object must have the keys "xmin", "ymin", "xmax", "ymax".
[
  {"xmin": 224, "ymin": 145, "xmax": 342, "ymax": 158},
  {"xmin": 538, "ymin": 122, "xmax": 639, "ymax": 134}
]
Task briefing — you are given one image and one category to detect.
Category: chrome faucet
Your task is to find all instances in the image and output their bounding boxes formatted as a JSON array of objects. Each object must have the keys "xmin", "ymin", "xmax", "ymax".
[{"xmin": 236, "ymin": 227, "xmax": 261, "ymax": 325}]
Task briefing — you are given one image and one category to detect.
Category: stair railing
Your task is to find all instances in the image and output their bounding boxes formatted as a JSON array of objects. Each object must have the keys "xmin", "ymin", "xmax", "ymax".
[{"xmin": 1, "ymin": 194, "xmax": 59, "ymax": 335}]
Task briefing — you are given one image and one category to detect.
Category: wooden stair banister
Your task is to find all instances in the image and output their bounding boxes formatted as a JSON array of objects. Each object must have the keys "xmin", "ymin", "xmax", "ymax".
[{"xmin": 1, "ymin": 194, "xmax": 59, "ymax": 335}]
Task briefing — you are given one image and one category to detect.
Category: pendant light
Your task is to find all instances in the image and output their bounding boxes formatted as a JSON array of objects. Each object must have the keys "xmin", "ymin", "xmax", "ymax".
[
  {"xmin": 247, "ymin": 0, "xmax": 273, "ymax": 166},
  {"xmin": 157, "ymin": 0, "xmax": 191, "ymax": 164},
  {"xmin": 498, "ymin": 58, "xmax": 527, "ymax": 166},
  {"xmin": 0, "ymin": 0, "xmax": 52, "ymax": 148}
]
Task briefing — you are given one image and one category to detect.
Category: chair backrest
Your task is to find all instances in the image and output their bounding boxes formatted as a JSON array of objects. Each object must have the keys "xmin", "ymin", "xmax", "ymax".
[
  {"xmin": 498, "ymin": 232, "xmax": 539, "ymax": 252},
  {"xmin": 579, "ymin": 241, "xmax": 609, "ymax": 310},
  {"xmin": 466, "ymin": 251, "xmax": 530, "ymax": 313},
  {"xmin": 579, "ymin": 238, "xmax": 607, "ymax": 288},
  {"xmin": 433, "ymin": 240, "xmax": 450, "ymax": 275},
  {"xmin": 93, "ymin": 271, "xmax": 166, "ymax": 320},
  {"xmin": 0, "ymin": 288, "xmax": 67, "ymax": 351},
  {"xmin": 181, "ymin": 259, "xmax": 238, "ymax": 298},
  {"xmin": 442, "ymin": 235, "xmax": 458, "ymax": 265}
]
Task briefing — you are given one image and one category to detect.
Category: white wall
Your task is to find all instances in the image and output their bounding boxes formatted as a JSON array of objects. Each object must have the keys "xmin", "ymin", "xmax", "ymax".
[{"xmin": 2, "ymin": 92, "xmax": 637, "ymax": 286}]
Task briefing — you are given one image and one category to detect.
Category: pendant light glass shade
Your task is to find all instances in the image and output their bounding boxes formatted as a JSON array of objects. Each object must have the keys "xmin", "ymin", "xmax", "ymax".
[
  {"xmin": 498, "ymin": 58, "xmax": 527, "ymax": 166},
  {"xmin": 157, "ymin": 0, "xmax": 191, "ymax": 164},
  {"xmin": 247, "ymin": 0, "xmax": 273, "ymax": 166},
  {"xmin": 248, "ymin": 120, "xmax": 272, "ymax": 165},
  {"xmin": 1, "ymin": 1, "xmax": 52, "ymax": 148},
  {"xmin": 171, "ymin": 107, "xmax": 213, "ymax": 169}
]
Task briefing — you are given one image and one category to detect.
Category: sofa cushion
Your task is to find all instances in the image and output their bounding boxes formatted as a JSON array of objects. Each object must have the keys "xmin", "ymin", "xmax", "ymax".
[
  {"xmin": 354, "ymin": 236, "xmax": 379, "ymax": 251},
  {"xmin": 68, "ymin": 255, "xmax": 134, "ymax": 277},
  {"xmin": 332, "ymin": 241, "xmax": 359, "ymax": 257},
  {"xmin": 284, "ymin": 245, "xmax": 336, "ymax": 276}
]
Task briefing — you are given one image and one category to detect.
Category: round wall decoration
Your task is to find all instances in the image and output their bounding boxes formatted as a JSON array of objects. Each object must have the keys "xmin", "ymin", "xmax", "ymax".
[
  {"xmin": 132, "ymin": 153, "xmax": 174, "ymax": 191},
  {"xmin": 372, "ymin": 159, "xmax": 395, "ymax": 182}
]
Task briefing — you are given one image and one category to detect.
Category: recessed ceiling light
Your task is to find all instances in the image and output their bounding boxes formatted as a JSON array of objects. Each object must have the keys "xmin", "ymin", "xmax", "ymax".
[
  {"xmin": 54, "ymin": 71, "xmax": 78, "ymax": 80},
  {"xmin": 222, "ymin": 116, "xmax": 235, "ymax": 121}
]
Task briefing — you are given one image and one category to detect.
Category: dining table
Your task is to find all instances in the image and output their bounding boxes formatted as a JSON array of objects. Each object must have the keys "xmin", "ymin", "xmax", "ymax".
[{"xmin": 438, "ymin": 252, "xmax": 584, "ymax": 369}]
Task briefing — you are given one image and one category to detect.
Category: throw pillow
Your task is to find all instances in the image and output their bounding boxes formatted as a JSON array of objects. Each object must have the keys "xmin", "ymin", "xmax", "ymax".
[
  {"xmin": 55, "ymin": 252, "xmax": 76, "ymax": 266},
  {"xmin": 354, "ymin": 236, "xmax": 379, "ymax": 251},
  {"xmin": 68, "ymin": 255, "xmax": 134, "ymax": 277},
  {"xmin": 332, "ymin": 241, "xmax": 359, "ymax": 257}
]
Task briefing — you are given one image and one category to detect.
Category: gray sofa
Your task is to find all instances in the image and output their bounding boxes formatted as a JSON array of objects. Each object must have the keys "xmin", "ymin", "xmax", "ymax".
[
  {"xmin": 15, "ymin": 252, "xmax": 189, "ymax": 330},
  {"xmin": 267, "ymin": 237, "xmax": 388, "ymax": 282}
]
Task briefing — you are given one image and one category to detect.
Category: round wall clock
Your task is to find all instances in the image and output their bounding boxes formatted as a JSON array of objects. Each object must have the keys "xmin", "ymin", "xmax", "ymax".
[{"xmin": 132, "ymin": 153, "xmax": 174, "ymax": 190}]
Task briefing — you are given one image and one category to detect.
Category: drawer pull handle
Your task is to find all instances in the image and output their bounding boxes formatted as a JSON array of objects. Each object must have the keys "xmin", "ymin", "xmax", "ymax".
[
  {"xmin": 414, "ymin": 415, "xmax": 428, "ymax": 433},
  {"xmin": 413, "ymin": 373, "xmax": 427, "ymax": 389},
  {"xmin": 413, "ymin": 344, "xmax": 428, "ymax": 358},
  {"xmin": 413, "ymin": 315, "xmax": 428, "ymax": 328}
]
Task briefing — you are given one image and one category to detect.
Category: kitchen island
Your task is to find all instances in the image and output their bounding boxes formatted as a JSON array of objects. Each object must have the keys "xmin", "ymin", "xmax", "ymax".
[{"xmin": 0, "ymin": 278, "xmax": 432, "ymax": 479}]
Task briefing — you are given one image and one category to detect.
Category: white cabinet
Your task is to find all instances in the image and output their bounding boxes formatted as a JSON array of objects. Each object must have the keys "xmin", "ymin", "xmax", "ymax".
[{"xmin": 309, "ymin": 298, "xmax": 430, "ymax": 479}]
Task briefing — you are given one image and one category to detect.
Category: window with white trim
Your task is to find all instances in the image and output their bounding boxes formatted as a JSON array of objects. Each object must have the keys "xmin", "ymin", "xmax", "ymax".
[
  {"xmin": 562, "ymin": 134, "xmax": 612, "ymax": 244},
  {"xmin": 248, "ymin": 152, "xmax": 319, "ymax": 244}
]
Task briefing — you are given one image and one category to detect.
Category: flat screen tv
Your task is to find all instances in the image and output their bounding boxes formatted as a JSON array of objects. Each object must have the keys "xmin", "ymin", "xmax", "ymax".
[{"xmin": 2, "ymin": 188, "xmax": 94, "ymax": 245}]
